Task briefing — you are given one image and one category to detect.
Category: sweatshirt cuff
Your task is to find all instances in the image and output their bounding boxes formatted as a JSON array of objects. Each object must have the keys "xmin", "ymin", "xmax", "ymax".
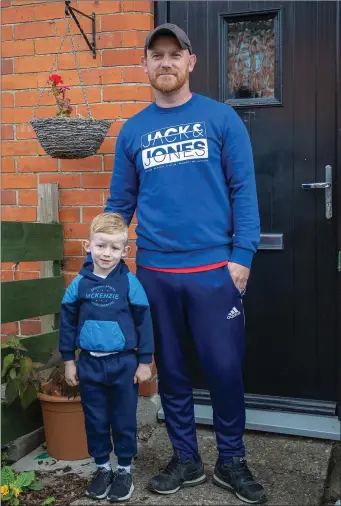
[
  {"xmin": 61, "ymin": 351, "xmax": 76, "ymax": 361},
  {"xmin": 137, "ymin": 353, "xmax": 153, "ymax": 364},
  {"xmin": 230, "ymin": 247, "xmax": 255, "ymax": 269}
]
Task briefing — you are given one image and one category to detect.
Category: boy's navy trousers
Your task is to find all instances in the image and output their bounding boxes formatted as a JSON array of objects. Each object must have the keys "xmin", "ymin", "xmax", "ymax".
[
  {"xmin": 137, "ymin": 265, "xmax": 246, "ymax": 464},
  {"xmin": 78, "ymin": 350, "xmax": 138, "ymax": 466}
]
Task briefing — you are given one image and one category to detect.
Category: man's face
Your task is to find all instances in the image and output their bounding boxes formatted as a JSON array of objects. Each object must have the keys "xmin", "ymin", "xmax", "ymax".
[{"xmin": 142, "ymin": 35, "xmax": 196, "ymax": 93}]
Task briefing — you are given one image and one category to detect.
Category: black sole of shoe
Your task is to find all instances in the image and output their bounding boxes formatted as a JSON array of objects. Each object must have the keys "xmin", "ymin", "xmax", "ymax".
[
  {"xmin": 85, "ymin": 484, "xmax": 112, "ymax": 500},
  {"xmin": 148, "ymin": 474, "xmax": 207, "ymax": 495},
  {"xmin": 212, "ymin": 474, "xmax": 267, "ymax": 504},
  {"xmin": 108, "ymin": 483, "xmax": 134, "ymax": 502}
]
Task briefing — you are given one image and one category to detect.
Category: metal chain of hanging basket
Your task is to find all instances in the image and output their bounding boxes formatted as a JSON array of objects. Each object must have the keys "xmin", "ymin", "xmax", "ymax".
[{"xmin": 30, "ymin": 20, "xmax": 111, "ymax": 159}]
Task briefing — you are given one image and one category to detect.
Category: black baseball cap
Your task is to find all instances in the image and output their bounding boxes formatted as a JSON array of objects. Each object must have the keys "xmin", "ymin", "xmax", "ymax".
[{"xmin": 144, "ymin": 23, "xmax": 192, "ymax": 54}]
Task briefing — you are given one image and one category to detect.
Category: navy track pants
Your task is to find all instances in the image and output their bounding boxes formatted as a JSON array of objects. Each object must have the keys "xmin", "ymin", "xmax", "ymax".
[
  {"xmin": 78, "ymin": 350, "xmax": 138, "ymax": 466},
  {"xmin": 137, "ymin": 265, "xmax": 246, "ymax": 464}
]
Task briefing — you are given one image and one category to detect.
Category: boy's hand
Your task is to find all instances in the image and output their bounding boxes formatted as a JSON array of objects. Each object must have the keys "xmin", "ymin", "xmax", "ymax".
[
  {"xmin": 65, "ymin": 360, "xmax": 79, "ymax": 387},
  {"xmin": 134, "ymin": 363, "xmax": 152, "ymax": 384}
]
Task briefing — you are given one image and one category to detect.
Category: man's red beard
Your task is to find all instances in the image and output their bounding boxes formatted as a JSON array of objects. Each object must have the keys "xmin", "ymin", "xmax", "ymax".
[{"xmin": 149, "ymin": 68, "xmax": 189, "ymax": 92}]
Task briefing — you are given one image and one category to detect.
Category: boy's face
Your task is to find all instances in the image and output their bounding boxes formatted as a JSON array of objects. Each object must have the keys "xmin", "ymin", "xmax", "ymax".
[{"xmin": 85, "ymin": 232, "xmax": 129, "ymax": 275}]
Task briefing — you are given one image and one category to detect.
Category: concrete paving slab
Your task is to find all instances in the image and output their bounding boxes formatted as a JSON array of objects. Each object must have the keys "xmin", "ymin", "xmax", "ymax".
[
  {"xmin": 70, "ymin": 424, "xmax": 332, "ymax": 505},
  {"xmin": 137, "ymin": 394, "xmax": 161, "ymax": 428},
  {"xmin": 12, "ymin": 443, "xmax": 97, "ymax": 479},
  {"xmin": 12, "ymin": 423, "xmax": 333, "ymax": 505}
]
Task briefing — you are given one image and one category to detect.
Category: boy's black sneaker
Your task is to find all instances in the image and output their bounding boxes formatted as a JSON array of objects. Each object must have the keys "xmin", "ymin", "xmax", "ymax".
[
  {"xmin": 212, "ymin": 457, "xmax": 267, "ymax": 504},
  {"xmin": 108, "ymin": 469, "xmax": 134, "ymax": 502},
  {"xmin": 147, "ymin": 453, "xmax": 206, "ymax": 494},
  {"xmin": 86, "ymin": 467, "xmax": 113, "ymax": 499}
]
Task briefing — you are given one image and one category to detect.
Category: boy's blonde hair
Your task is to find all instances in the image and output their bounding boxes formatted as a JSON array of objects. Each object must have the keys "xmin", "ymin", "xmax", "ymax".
[{"xmin": 90, "ymin": 213, "xmax": 128, "ymax": 244}]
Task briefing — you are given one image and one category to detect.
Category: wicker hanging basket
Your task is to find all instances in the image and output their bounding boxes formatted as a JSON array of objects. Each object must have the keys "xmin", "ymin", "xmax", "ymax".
[
  {"xmin": 31, "ymin": 117, "xmax": 111, "ymax": 159},
  {"xmin": 30, "ymin": 21, "xmax": 111, "ymax": 159}
]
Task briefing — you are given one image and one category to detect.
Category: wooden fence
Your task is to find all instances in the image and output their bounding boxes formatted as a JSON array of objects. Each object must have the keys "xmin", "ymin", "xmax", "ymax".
[{"xmin": 1, "ymin": 221, "xmax": 64, "ymax": 444}]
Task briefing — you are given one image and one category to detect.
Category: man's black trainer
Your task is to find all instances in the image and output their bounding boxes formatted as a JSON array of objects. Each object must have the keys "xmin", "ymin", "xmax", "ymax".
[
  {"xmin": 86, "ymin": 467, "xmax": 113, "ymax": 499},
  {"xmin": 107, "ymin": 469, "xmax": 134, "ymax": 502},
  {"xmin": 147, "ymin": 453, "xmax": 206, "ymax": 494},
  {"xmin": 212, "ymin": 457, "xmax": 267, "ymax": 504}
]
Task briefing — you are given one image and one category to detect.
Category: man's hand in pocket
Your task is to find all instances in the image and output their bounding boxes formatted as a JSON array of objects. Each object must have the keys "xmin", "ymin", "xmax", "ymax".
[{"xmin": 228, "ymin": 262, "xmax": 250, "ymax": 293}]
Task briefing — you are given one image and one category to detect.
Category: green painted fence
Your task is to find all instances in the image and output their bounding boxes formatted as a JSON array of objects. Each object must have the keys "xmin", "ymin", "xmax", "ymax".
[{"xmin": 1, "ymin": 221, "xmax": 64, "ymax": 444}]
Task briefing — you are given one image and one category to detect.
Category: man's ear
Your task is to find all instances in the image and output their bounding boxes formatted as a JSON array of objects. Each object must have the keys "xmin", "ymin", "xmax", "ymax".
[
  {"xmin": 122, "ymin": 245, "xmax": 130, "ymax": 258},
  {"xmin": 189, "ymin": 53, "xmax": 197, "ymax": 73},
  {"xmin": 83, "ymin": 239, "xmax": 91, "ymax": 253},
  {"xmin": 141, "ymin": 55, "xmax": 148, "ymax": 74}
]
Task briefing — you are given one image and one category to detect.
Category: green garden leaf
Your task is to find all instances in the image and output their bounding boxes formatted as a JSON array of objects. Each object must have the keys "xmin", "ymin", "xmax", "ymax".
[
  {"xmin": 28, "ymin": 480, "xmax": 44, "ymax": 491},
  {"xmin": 5, "ymin": 378, "xmax": 20, "ymax": 406},
  {"xmin": 15, "ymin": 470, "xmax": 35, "ymax": 488},
  {"xmin": 8, "ymin": 337, "xmax": 27, "ymax": 352},
  {"xmin": 16, "ymin": 343, "xmax": 28, "ymax": 351},
  {"xmin": 19, "ymin": 383, "xmax": 38, "ymax": 410},
  {"xmin": 2, "ymin": 354, "xmax": 14, "ymax": 378},
  {"xmin": 9, "ymin": 337, "xmax": 19, "ymax": 346},
  {"xmin": 1, "ymin": 494, "xmax": 12, "ymax": 501},
  {"xmin": 26, "ymin": 471, "xmax": 35, "ymax": 485},
  {"xmin": 12, "ymin": 498, "xmax": 20, "ymax": 505},
  {"xmin": 20, "ymin": 357, "xmax": 33, "ymax": 377},
  {"xmin": 42, "ymin": 497, "xmax": 56, "ymax": 505},
  {"xmin": 9, "ymin": 368, "xmax": 17, "ymax": 380},
  {"xmin": 1, "ymin": 466, "xmax": 15, "ymax": 486}
]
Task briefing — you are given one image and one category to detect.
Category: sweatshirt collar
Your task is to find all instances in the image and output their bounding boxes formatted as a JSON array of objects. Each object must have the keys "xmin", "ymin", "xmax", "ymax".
[
  {"xmin": 152, "ymin": 93, "xmax": 198, "ymax": 114},
  {"xmin": 80, "ymin": 259, "xmax": 126, "ymax": 281}
]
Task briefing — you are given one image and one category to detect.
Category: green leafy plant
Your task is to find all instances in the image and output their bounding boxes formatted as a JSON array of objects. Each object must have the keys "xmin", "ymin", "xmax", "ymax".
[
  {"xmin": 1, "ymin": 337, "xmax": 42, "ymax": 410},
  {"xmin": 39, "ymin": 347, "xmax": 79, "ymax": 398},
  {"xmin": 1, "ymin": 338, "xmax": 79, "ymax": 410},
  {"xmin": 42, "ymin": 497, "xmax": 56, "ymax": 505},
  {"xmin": 1, "ymin": 450, "xmax": 10, "ymax": 469},
  {"xmin": 43, "ymin": 360, "xmax": 79, "ymax": 399},
  {"xmin": 0, "ymin": 466, "xmax": 43, "ymax": 505}
]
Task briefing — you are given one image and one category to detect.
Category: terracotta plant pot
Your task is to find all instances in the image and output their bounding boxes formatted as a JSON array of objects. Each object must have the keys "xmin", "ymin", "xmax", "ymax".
[{"xmin": 39, "ymin": 392, "xmax": 89, "ymax": 461}]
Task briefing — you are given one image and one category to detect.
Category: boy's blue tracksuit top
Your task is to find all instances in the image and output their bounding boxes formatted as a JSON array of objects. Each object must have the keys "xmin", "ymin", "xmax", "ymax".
[
  {"xmin": 59, "ymin": 260, "xmax": 154, "ymax": 363},
  {"xmin": 105, "ymin": 93, "xmax": 260, "ymax": 269}
]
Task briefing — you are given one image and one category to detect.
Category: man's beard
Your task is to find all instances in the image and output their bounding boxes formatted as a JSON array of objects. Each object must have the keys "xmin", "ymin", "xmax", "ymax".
[{"xmin": 149, "ymin": 68, "xmax": 189, "ymax": 92}]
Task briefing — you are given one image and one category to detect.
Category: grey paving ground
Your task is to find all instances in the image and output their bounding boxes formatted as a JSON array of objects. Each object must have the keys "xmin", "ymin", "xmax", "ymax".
[
  {"xmin": 12, "ymin": 418, "xmax": 334, "ymax": 505},
  {"xmin": 43, "ymin": 423, "xmax": 332, "ymax": 506}
]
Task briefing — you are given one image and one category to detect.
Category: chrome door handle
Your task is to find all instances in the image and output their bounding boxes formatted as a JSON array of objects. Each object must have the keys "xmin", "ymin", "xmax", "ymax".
[
  {"xmin": 301, "ymin": 182, "xmax": 330, "ymax": 189},
  {"xmin": 301, "ymin": 165, "xmax": 332, "ymax": 219}
]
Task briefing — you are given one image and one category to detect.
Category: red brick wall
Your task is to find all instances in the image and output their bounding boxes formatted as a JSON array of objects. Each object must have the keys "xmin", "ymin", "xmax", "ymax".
[
  {"xmin": 1, "ymin": 0, "xmax": 157, "ymax": 396},
  {"xmin": 1, "ymin": 0, "xmax": 153, "ymax": 335},
  {"xmin": 1, "ymin": 0, "xmax": 154, "ymax": 384}
]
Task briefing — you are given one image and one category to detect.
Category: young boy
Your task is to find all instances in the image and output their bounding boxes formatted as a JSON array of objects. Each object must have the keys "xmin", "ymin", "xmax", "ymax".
[{"xmin": 59, "ymin": 213, "xmax": 154, "ymax": 502}]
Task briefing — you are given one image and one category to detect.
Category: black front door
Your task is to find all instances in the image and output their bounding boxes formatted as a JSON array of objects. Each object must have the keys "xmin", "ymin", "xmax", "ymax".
[{"xmin": 156, "ymin": 1, "xmax": 339, "ymax": 403}]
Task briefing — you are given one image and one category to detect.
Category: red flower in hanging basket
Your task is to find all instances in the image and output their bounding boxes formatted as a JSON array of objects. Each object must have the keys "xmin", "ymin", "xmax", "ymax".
[
  {"xmin": 48, "ymin": 73, "xmax": 63, "ymax": 85},
  {"xmin": 47, "ymin": 74, "xmax": 73, "ymax": 118}
]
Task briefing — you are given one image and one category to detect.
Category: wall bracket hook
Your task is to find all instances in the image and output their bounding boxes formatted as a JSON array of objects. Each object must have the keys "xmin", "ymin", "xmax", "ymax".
[{"xmin": 65, "ymin": 0, "xmax": 96, "ymax": 59}]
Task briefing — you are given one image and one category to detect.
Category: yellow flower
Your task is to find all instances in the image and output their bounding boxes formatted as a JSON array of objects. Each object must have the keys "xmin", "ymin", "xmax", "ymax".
[
  {"xmin": 12, "ymin": 486, "xmax": 20, "ymax": 497},
  {"xmin": 1, "ymin": 485, "xmax": 9, "ymax": 496}
]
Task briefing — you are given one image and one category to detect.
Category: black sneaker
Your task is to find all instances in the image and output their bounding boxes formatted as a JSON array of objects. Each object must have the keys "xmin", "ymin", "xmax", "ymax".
[
  {"xmin": 212, "ymin": 457, "xmax": 267, "ymax": 504},
  {"xmin": 147, "ymin": 453, "xmax": 206, "ymax": 494},
  {"xmin": 108, "ymin": 469, "xmax": 134, "ymax": 502},
  {"xmin": 86, "ymin": 467, "xmax": 113, "ymax": 499}
]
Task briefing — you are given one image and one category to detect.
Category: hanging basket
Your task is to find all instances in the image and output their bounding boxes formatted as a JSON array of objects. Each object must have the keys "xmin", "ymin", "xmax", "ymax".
[
  {"xmin": 31, "ymin": 19, "xmax": 111, "ymax": 160},
  {"xmin": 31, "ymin": 117, "xmax": 111, "ymax": 159}
]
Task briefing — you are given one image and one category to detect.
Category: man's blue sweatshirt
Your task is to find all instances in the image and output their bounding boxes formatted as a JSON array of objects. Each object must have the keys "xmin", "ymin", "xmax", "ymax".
[
  {"xmin": 105, "ymin": 94, "xmax": 260, "ymax": 269},
  {"xmin": 59, "ymin": 260, "xmax": 154, "ymax": 363}
]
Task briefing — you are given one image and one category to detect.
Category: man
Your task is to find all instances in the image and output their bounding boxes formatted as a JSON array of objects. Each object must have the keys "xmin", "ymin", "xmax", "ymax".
[{"xmin": 105, "ymin": 23, "xmax": 266, "ymax": 504}]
